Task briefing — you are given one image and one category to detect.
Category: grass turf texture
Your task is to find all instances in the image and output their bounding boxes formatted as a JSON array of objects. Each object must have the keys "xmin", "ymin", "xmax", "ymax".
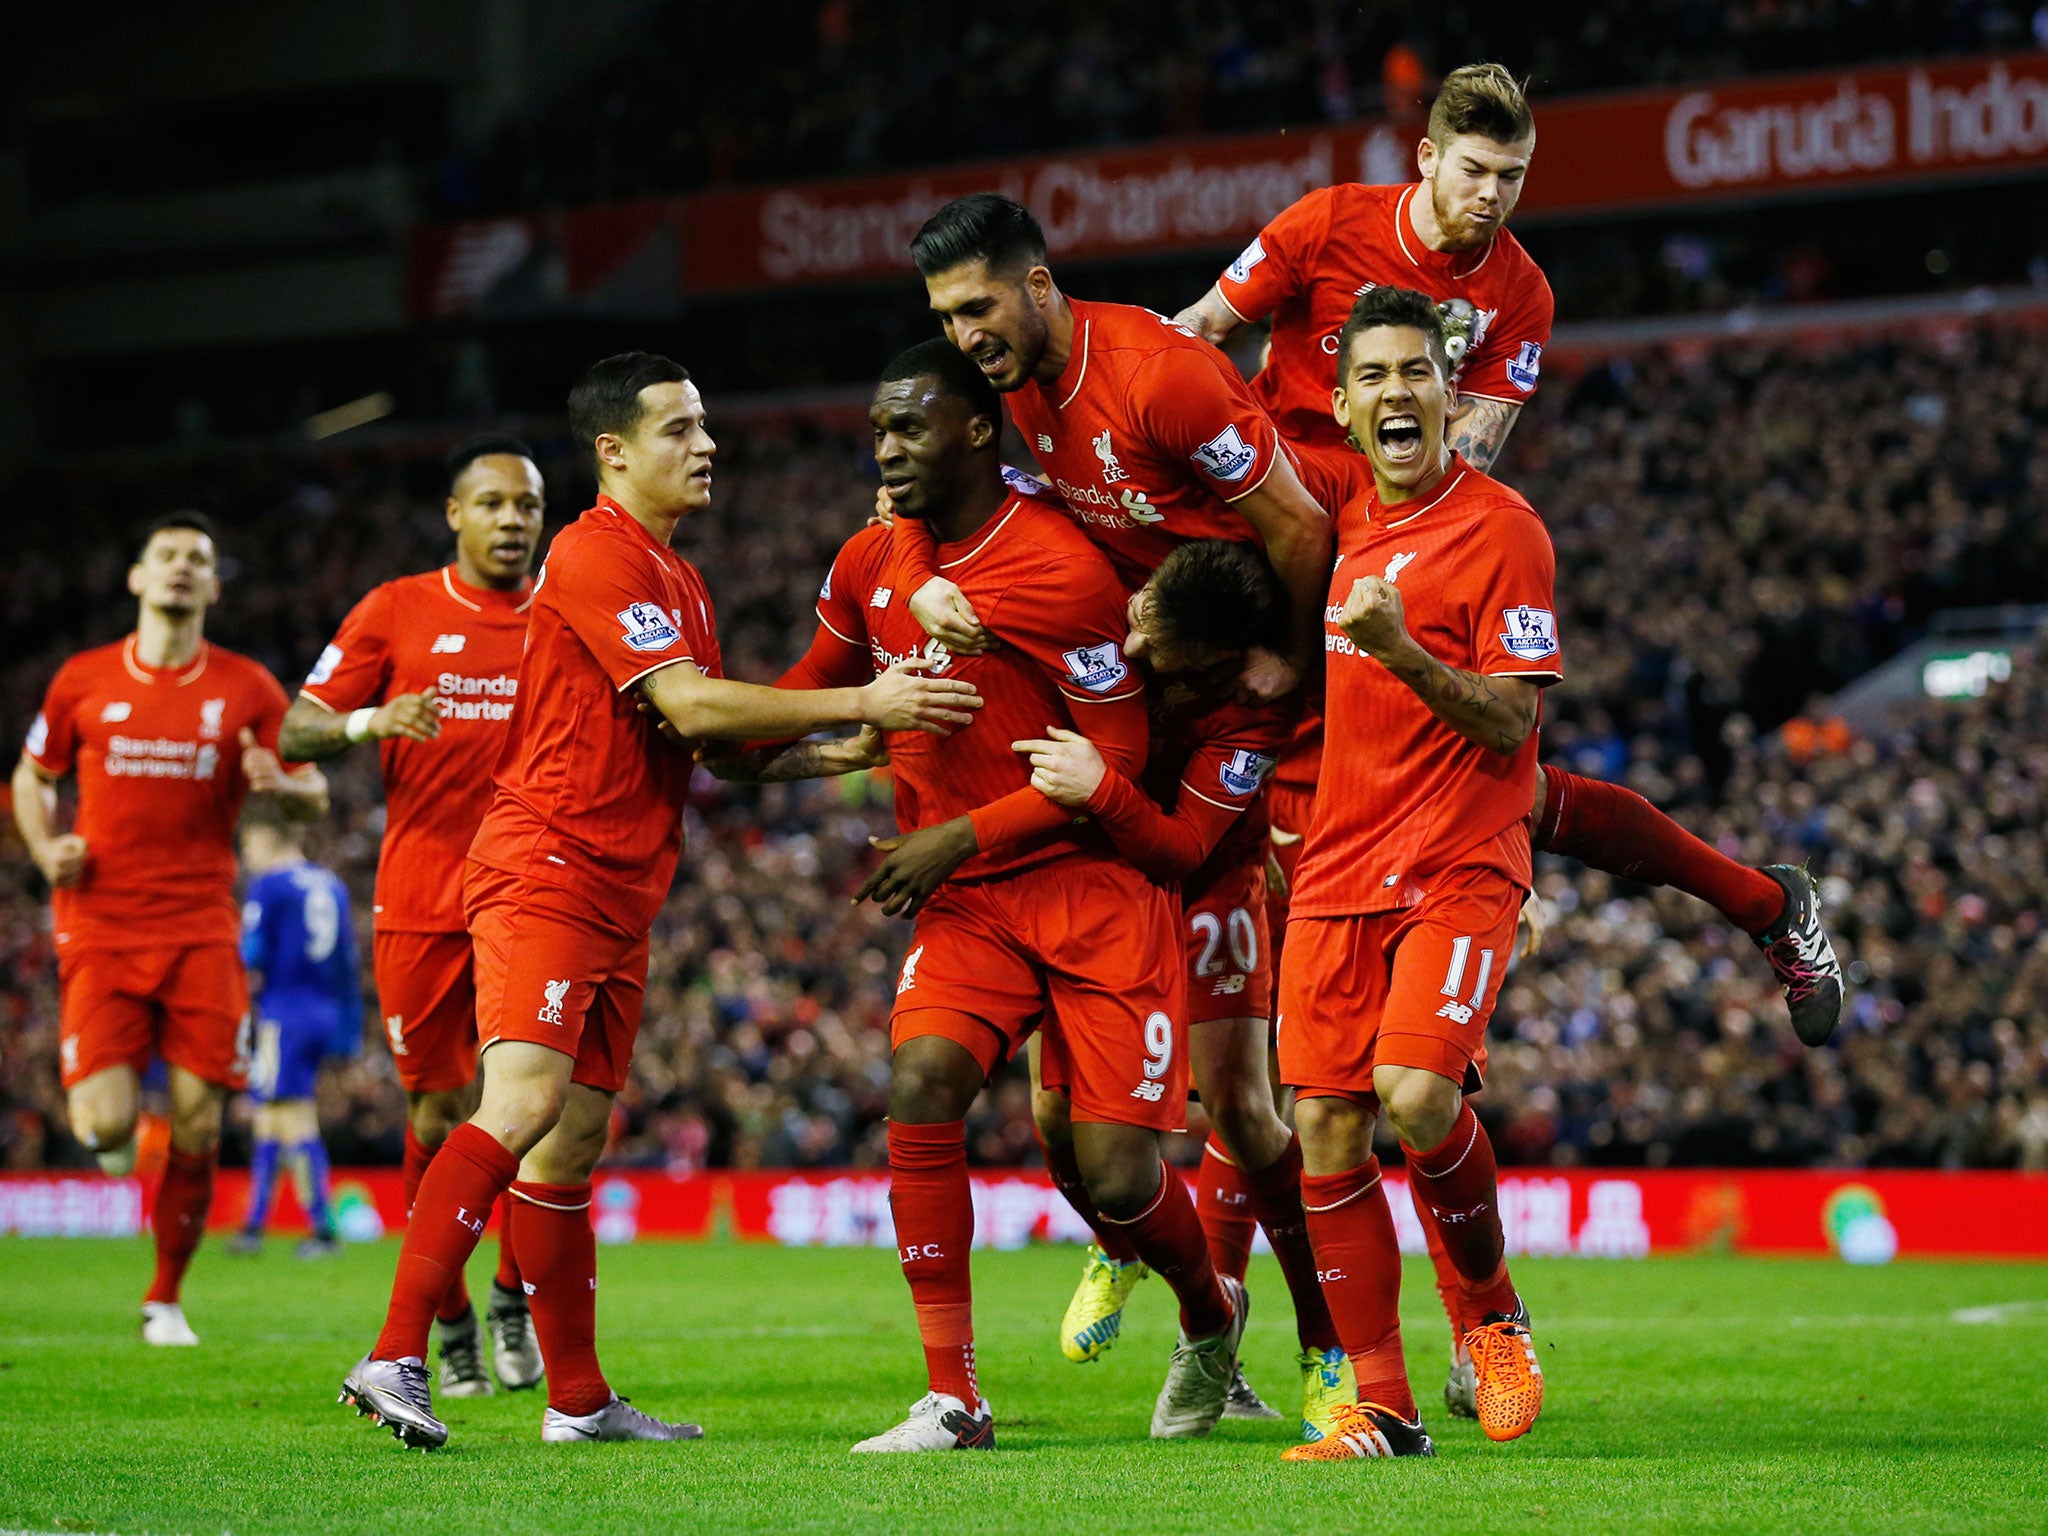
[{"xmin": 1, "ymin": 1240, "xmax": 2044, "ymax": 1534}]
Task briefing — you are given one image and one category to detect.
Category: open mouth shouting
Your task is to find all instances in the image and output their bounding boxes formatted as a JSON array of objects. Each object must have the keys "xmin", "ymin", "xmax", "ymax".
[{"xmin": 1375, "ymin": 414, "xmax": 1424, "ymax": 465}]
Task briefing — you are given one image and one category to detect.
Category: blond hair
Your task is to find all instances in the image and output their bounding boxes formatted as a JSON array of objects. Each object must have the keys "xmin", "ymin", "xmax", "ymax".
[{"xmin": 1427, "ymin": 63, "xmax": 1534, "ymax": 147}]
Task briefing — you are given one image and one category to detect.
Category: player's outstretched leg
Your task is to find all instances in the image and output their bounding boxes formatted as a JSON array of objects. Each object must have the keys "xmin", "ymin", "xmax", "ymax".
[
  {"xmin": 1391, "ymin": 1087, "xmax": 1542, "ymax": 1443},
  {"xmin": 854, "ymin": 1034, "xmax": 996, "ymax": 1453},
  {"xmin": 1534, "ymin": 766, "xmax": 1844, "ymax": 1043},
  {"xmin": 402, "ymin": 1116, "xmax": 492, "ymax": 1395},
  {"xmin": 1286, "ymin": 1097, "xmax": 1434, "ymax": 1463},
  {"xmin": 1032, "ymin": 1083, "xmax": 1148, "ymax": 1364},
  {"xmin": 142, "ymin": 1068, "xmax": 226, "ymax": 1347}
]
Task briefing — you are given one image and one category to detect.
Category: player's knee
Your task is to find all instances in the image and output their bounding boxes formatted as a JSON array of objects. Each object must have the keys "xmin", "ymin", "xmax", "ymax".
[
  {"xmin": 1031, "ymin": 1086, "xmax": 1072, "ymax": 1149},
  {"xmin": 887, "ymin": 1037, "xmax": 982, "ymax": 1123},
  {"xmin": 408, "ymin": 1090, "xmax": 467, "ymax": 1146},
  {"xmin": 69, "ymin": 1100, "xmax": 137, "ymax": 1154},
  {"xmin": 1376, "ymin": 1067, "xmax": 1459, "ymax": 1152},
  {"xmin": 1079, "ymin": 1155, "xmax": 1159, "ymax": 1222},
  {"xmin": 1202, "ymin": 1077, "xmax": 1284, "ymax": 1155},
  {"xmin": 169, "ymin": 1099, "xmax": 224, "ymax": 1157},
  {"xmin": 477, "ymin": 1079, "xmax": 566, "ymax": 1155},
  {"xmin": 1294, "ymin": 1095, "xmax": 1373, "ymax": 1174}
]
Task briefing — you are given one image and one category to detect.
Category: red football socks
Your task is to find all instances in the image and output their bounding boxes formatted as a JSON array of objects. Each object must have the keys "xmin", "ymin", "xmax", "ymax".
[
  {"xmin": 373, "ymin": 1122, "xmax": 518, "ymax": 1362},
  {"xmin": 888, "ymin": 1120, "xmax": 980, "ymax": 1409},
  {"xmin": 402, "ymin": 1124, "xmax": 473, "ymax": 1322},
  {"xmin": 1196, "ymin": 1134, "xmax": 1256, "ymax": 1280},
  {"xmin": 510, "ymin": 1181, "xmax": 610, "ymax": 1417},
  {"xmin": 1101, "ymin": 1163, "xmax": 1231, "ymax": 1339},
  {"xmin": 1039, "ymin": 1127, "xmax": 1140, "ymax": 1264},
  {"xmin": 1402, "ymin": 1102, "xmax": 1519, "ymax": 1322},
  {"xmin": 1410, "ymin": 1176, "xmax": 1469, "ymax": 1344},
  {"xmin": 1244, "ymin": 1134, "xmax": 1342, "ymax": 1353},
  {"xmin": 144, "ymin": 1148, "xmax": 214, "ymax": 1305},
  {"xmin": 1301, "ymin": 1157, "xmax": 1415, "ymax": 1418},
  {"xmin": 493, "ymin": 1191, "xmax": 522, "ymax": 1291},
  {"xmin": 1537, "ymin": 765, "xmax": 1784, "ymax": 933}
]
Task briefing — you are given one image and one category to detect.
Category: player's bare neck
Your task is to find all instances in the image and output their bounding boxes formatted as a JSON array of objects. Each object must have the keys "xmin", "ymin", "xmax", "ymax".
[
  {"xmin": 453, "ymin": 549, "xmax": 529, "ymax": 593},
  {"xmin": 1376, "ymin": 450, "xmax": 1452, "ymax": 507},
  {"xmin": 600, "ymin": 482, "xmax": 683, "ymax": 546},
  {"xmin": 1406, "ymin": 184, "xmax": 1478, "ymax": 257},
  {"xmin": 926, "ymin": 469, "xmax": 1010, "ymax": 546},
  {"xmin": 1035, "ymin": 292, "xmax": 1077, "ymax": 385},
  {"xmin": 134, "ymin": 609, "xmax": 204, "ymax": 670}
]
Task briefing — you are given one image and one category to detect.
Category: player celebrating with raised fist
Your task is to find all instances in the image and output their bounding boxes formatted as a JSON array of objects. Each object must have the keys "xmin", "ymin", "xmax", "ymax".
[
  {"xmin": 13, "ymin": 513, "xmax": 329, "ymax": 1345},
  {"xmin": 282, "ymin": 435, "xmax": 547, "ymax": 1396},
  {"xmin": 1281, "ymin": 287, "xmax": 1555, "ymax": 1463}
]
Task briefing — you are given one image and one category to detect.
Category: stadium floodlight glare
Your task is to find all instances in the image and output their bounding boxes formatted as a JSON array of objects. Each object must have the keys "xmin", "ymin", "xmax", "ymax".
[{"xmin": 304, "ymin": 392, "xmax": 396, "ymax": 440}]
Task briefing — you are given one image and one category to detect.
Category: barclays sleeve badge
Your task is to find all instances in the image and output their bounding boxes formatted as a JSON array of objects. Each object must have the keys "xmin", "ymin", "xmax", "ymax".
[
  {"xmin": 1499, "ymin": 606, "xmax": 1559, "ymax": 660},
  {"xmin": 1217, "ymin": 748, "xmax": 1277, "ymax": 797},
  {"xmin": 1062, "ymin": 641, "xmax": 1130, "ymax": 694},
  {"xmin": 1226, "ymin": 237, "xmax": 1266, "ymax": 285},
  {"xmin": 1506, "ymin": 340, "xmax": 1543, "ymax": 393},
  {"xmin": 1190, "ymin": 424, "xmax": 1258, "ymax": 483},
  {"xmin": 307, "ymin": 643, "xmax": 343, "ymax": 687},
  {"xmin": 618, "ymin": 601, "xmax": 682, "ymax": 653}
]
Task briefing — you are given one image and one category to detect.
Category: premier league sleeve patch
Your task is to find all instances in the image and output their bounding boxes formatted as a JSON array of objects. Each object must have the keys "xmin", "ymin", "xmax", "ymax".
[
  {"xmin": 1507, "ymin": 340, "xmax": 1543, "ymax": 393},
  {"xmin": 1190, "ymin": 424, "xmax": 1259, "ymax": 483},
  {"xmin": 1061, "ymin": 641, "xmax": 1130, "ymax": 694},
  {"xmin": 1217, "ymin": 748, "xmax": 1277, "ymax": 798},
  {"xmin": 1499, "ymin": 606, "xmax": 1560, "ymax": 661},
  {"xmin": 306, "ymin": 643, "xmax": 343, "ymax": 687},
  {"xmin": 618, "ymin": 601, "xmax": 683, "ymax": 653},
  {"xmin": 1226, "ymin": 237, "xmax": 1266, "ymax": 285}
]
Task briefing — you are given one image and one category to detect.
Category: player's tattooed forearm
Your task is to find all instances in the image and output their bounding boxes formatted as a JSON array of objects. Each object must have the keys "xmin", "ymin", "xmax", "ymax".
[
  {"xmin": 1447, "ymin": 398, "xmax": 1520, "ymax": 474},
  {"xmin": 278, "ymin": 700, "xmax": 354, "ymax": 762},
  {"xmin": 1387, "ymin": 648, "xmax": 1535, "ymax": 749}
]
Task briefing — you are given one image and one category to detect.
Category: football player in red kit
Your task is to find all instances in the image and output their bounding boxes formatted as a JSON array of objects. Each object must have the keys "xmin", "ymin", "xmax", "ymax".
[
  {"xmin": 339, "ymin": 354, "xmax": 981, "ymax": 1451},
  {"xmin": 13, "ymin": 513, "xmax": 329, "ymax": 1345},
  {"xmin": 282, "ymin": 436, "xmax": 547, "ymax": 1396}
]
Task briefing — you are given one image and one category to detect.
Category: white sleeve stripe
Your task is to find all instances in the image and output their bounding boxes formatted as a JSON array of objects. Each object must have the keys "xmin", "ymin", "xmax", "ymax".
[
  {"xmin": 1488, "ymin": 668, "xmax": 1563, "ymax": 680},
  {"xmin": 1179, "ymin": 781, "xmax": 1251, "ymax": 813},
  {"xmin": 1458, "ymin": 391, "xmax": 1525, "ymax": 406},
  {"xmin": 1222, "ymin": 450, "xmax": 1281, "ymax": 504},
  {"xmin": 1215, "ymin": 289, "xmax": 1252, "ymax": 322},
  {"xmin": 295, "ymin": 689, "xmax": 342, "ymax": 713},
  {"xmin": 815, "ymin": 609, "xmax": 857, "ymax": 645},
  {"xmin": 1059, "ymin": 685, "xmax": 1144, "ymax": 704},
  {"xmin": 616, "ymin": 655, "xmax": 697, "ymax": 693}
]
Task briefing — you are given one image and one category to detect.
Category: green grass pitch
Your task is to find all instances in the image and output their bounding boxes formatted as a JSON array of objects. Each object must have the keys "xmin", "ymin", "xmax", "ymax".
[{"xmin": 1, "ymin": 1238, "xmax": 2044, "ymax": 1535}]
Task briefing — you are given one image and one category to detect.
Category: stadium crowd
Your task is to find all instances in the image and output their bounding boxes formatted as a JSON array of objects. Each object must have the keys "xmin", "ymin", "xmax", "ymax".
[
  {"xmin": 2, "ymin": 323, "xmax": 2045, "ymax": 1174},
  {"xmin": 438, "ymin": 0, "xmax": 2038, "ymax": 212}
]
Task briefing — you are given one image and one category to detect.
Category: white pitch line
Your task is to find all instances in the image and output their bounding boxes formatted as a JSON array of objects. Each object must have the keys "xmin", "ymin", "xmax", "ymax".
[{"xmin": 1950, "ymin": 1299, "xmax": 2048, "ymax": 1324}]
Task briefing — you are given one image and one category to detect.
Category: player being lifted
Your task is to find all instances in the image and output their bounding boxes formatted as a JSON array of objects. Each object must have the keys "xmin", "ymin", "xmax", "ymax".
[
  {"xmin": 13, "ymin": 513, "xmax": 329, "ymax": 1345},
  {"xmin": 282, "ymin": 436, "xmax": 548, "ymax": 1395},
  {"xmin": 228, "ymin": 812, "xmax": 361, "ymax": 1258},
  {"xmin": 716, "ymin": 339, "xmax": 1251, "ymax": 1450},
  {"xmin": 896, "ymin": 193, "xmax": 1343, "ymax": 1420},
  {"xmin": 339, "ymin": 354, "xmax": 979, "ymax": 1451},
  {"xmin": 1177, "ymin": 63, "xmax": 1845, "ymax": 1414},
  {"xmin": 1283, "ymin": 286, "xmax": 1556, "ymax": 1462}
]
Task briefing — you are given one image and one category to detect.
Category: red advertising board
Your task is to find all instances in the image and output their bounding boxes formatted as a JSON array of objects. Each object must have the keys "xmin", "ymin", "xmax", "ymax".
[
  {"xmin": 406, "ymin": 54, "xmax": 2048, "ymax": 312},
  {"xmin": 3, "ymin": 1167, "xmax": 2042, "ymax": 1260}
]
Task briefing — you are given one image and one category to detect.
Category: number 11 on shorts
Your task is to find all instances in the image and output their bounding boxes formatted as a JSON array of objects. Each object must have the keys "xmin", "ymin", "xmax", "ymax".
[{"xmin": 1437, "ymin": 935, "xmax": 1494, "ymax": 1027}]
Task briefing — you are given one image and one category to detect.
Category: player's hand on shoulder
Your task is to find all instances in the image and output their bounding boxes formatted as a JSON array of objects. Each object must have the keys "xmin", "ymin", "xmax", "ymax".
[
  {"xmin": 1236, "ymin": 646, "xmax": 1299, "ymax": 704},
  {"xmin": 1013, "ymin": 726, "xmax": 1105, "ymax": 807},
  {"xmin": 909, "ymin": 577, "xmax": 997, "ymax": 655},
  {"xmin": 859, "ymin": 656, "xmax": 984, "ymax": 735},
  {"xmin": 1338, "ymin": 575, "xmax": 1409, "ymax": 656},
  {"xmin": 36, "ymin": 832, "xmax": 88, "ymax": 888},
  {"xmin": 372, "ymin": 689, "xmax": 441, "ymax": 743},
  {"xmin": 853, "ymin": 817, "xmax": 979, "ymax": 917}
]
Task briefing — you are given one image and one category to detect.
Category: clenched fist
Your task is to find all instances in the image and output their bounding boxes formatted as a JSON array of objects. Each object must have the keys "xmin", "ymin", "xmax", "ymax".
[
  {"xmin": 35, "ymin": 832, "xmax": 88, "ymax": 888},
  {"xmin": 1338, "ymin": 575, "xmax": 1411, "ymax": 657}
]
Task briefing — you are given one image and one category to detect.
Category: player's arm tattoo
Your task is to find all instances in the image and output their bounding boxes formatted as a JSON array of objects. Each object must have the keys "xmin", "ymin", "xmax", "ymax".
[
  {"xmin": 1380, "ymin": 645, "xmax": 1539, "ymax": 755},
  {"xmin": 1172, "ymin": 286, "xmax": 1242, "ymax": 347},
  {"xmin": 1445, "ymin": 397, "xmax": 1522, "ymax": 474},
  {"xmin": 278, "ymin": 696, "xmax": 355, "ymax": 762},
  {"xmin": 701, "ymin": 731, "xmax": 885, "ymax": 784}
]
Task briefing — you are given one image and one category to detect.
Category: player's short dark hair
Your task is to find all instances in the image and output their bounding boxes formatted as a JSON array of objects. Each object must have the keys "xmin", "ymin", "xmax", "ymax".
[
  {"xmin": 137, "ymin": 510, "xmax": 219, "ymax": 561},
  {"xmin": 1428, "ymin": 62, "xmax": 1534, "ymax": 146},
  {"xmin": 1337, "ymin": 286, "xmax": 1451, "ymax": 378},
  {"xmin": 446, "ymin": 433, "xmax": 536, "ymax": 490},
  {"xmin": 910, "ymin": 193, "xmax": 1048, "ymax": 279},
  {"xmin": 567, "ymin": 352, "xmax": 690, "ymax": 470},
  {"xmin": 877, "ymin": 337, "xmax": 1002, "ymax": 427},
  {"xmin": 1148, "ymin": 540, "xmax": 1283, "ymax": 658}
]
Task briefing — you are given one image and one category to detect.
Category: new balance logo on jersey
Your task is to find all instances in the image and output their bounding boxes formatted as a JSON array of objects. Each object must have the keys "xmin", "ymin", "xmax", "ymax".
[
  {"xmin": 1062, "ymin": 642, "xmax": 1129, "ymax": 695},
  {"xmin": 871, "ymin": 587, "xmax": 893, "ymax": 608},
  {"xmin": 1436, "ymin": 1000, "xmax": 1476, "ymax": 1025},
  {"xmin": 99, "ymin": 701, "xmax": 132, "ymax": 723},
  {"xmin": 1218, "ymin": 748, "xmax": 1277, "ymax": 797},
  {"xmin": 1094, "ymin": 429, "xmax": 1127, "ymax": 483},
  {"xmin": 538, "ymin": 978, "xmax": 570, "ymax": 1026},
  {"xmin": 617, "ymin": 602, "xmax": 681, "ymax": 652},
  {"xmin": 1036, "ymin": 434, "xmax": 1054, "ymax": 453},
  {"xmin": 897, "ymin": 944, "xmax": 924, "ymax": 995},
  {"xmin": 1384, "ymin": 551, "xmax": 1418, "ymax": 583},
  {"xmin": 199, "ymin": 698, "xmax": 226, "ymax": 740},
  {"xmin": 1227, "ymin": 238, "xmax": 1266, "ymax": 284},
  {"xmin": 307, "ymin": 643, "xmax": 343, "ymax": 688},
  {"xmin": 430, "ymin": 633, "xmax": 468, "ymax": 654},
  {"xmin": 1130, "ymin": 1080, "xmax": 1167, "ymax": 1102},
  {"xmin": 1500, "ymin": 606, "xmax": 1559, "ymax": 660},
  {"xmin": 385, "ymin": 1015, "xmax": 407, "ymax": 1055},
  {"xmin": 1190, "ymin": 424, "xmax": 1258, "ymax": 483}
]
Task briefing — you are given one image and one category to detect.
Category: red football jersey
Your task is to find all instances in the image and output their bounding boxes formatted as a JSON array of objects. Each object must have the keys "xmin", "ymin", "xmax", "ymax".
[
  {"xmin": 1135, "ymin": 676, "xmax": 1291, "ymax": 891},
  {"xmin": 784, "ymin": 490, "xmax": 1147, "ymax": 881},
  {"xmin": 300, "ymin": 566, "xmax": 532, "ymax": 934},
  {"xmin": 25, "ymin": 638, "xmax": 291, "ymax": 950},
  {"xmin": 1004, "ymin": 298, "xmax": 1286, "ymax": 591},
  {"xmin": 467, "ymin": 498, "xmax": 721, "ymax": 936},
  {"xmin": 1289, "ymin": 459, "xmax": 1561, "ymax": 918},
  {"xmin": 1217, "ymin": 182, "xmax": 1555, "ymax": 454}
]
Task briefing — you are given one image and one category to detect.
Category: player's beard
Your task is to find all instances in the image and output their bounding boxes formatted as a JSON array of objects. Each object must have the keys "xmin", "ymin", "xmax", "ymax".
[{"xmin": 1428, "ymin": 178, "xmax": 1495, "ymax": 253}]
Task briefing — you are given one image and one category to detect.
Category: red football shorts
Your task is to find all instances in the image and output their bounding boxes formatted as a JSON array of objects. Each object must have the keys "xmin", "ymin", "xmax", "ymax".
[
  {"xmin": 1264, "ymin": 780, "xmax": 1315, "ymax": 968},
  {"xmin": 1183, "ymin": 853, "xmax": 1272, "ymax": 1027},
  {"xmin": 892, "ymin": 857, "xmax": 1188, "ymax": 1132},
  {"xmin": 1276, "ymin": 865, "xmax": 1521, "ymax": 1100},
  {"xmin": 373, "ymin": 929, "xmax": 479, "ymax": 1094},
  {"xmin": 57, "ymin": 942, "xmax": 250, "ymax": 1091},
  {"xmin": 466, "ymin": 866, "xmax": 648, "ymax": 1095}
]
